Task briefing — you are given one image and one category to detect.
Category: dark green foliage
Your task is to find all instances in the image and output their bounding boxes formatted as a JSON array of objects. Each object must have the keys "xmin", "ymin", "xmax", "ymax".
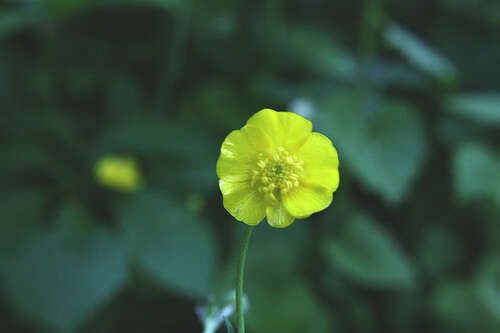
[
  {"xmin": 119, "ymin": 191, "xmax": 217, "ymax": 297},
  {"xmin": 324, "ymin": 213, "xmax": 415, "ymax": 289},
  {"xmin": 0, "ymin": 0, "xmax": 499, "ymax": 332}
]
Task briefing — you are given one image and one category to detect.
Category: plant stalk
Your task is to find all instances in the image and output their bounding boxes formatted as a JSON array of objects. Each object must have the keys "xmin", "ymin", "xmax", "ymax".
[{"xmin": 236, "ymin": 225, "xmax": 253, "ymax": 333}]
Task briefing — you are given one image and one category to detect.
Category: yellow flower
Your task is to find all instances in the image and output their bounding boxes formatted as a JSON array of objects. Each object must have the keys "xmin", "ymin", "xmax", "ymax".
[
  {"xmin": 94, "ymin": 155, "xmax": 142, "ymax": 192},
  {"xmin": 216, "ymin": 109, "xmax": 339, "ymax": 228}
]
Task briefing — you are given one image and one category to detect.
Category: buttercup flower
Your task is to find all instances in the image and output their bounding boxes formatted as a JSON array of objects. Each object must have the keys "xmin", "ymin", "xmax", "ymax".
[
  {"xmin": 216, "ymin": 109, "xmax": 339, "ymax": 228},
  {"xmin": 94, "ymin": 154, "xmax": 142, "ymax": 192}
]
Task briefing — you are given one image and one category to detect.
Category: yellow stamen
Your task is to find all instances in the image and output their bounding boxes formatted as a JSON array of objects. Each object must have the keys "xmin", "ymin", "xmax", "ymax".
[{"xmin": 250, "ymin": 147, "xmax": 304, "ymax": 204}]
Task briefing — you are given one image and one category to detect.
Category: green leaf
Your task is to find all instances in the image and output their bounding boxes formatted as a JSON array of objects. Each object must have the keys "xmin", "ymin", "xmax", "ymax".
[
  {"xmin": 0, "ymin": 190, "xmax": 47, "ymax": 226},
  {"xmin": 119, "ymin": 191, "xmax": 217, "ymax": 297},
  {"xmin": 180, "ymin": 81, "xmax": 247, "ymax": 131},
  {"xmin": 324, "ymin": 213, "xmax": 415, "ymax": 289},
  {"xmin": 432, "ymin": 280, "xmax": 500, "ymax": 332},
  {"xmin": 416, "ymin": 226, "xmax": 462, "ymax": 277},
  {"xmin": 1, "ymin": 226, "xmax": 127, "ymax": 332},
  {"xmin": 0, "ymin": 11, "xmax": 40, "ymax": 39},
  {"xmin": 476, "ymin": 256, "xmax": 500, "ymax": 323},
  {"xmin": 439, "ymin": 0, "xmax": 500, "ymax": 26},
  {"xmin": 285, "ymin": 26, "xmax": 357, "ymax": 80},
  {"xmin": 1, "ymin": 143, "xmax": 58, "ymax": 180},
  {"xmin": 319, "ymin": 92, "xmax": 427, "ymax": 204},
  {"xmin": 0, "ymin": 190, "xmax": 48, "ymax": 273},
  {"xmin": 245, "ymin": 222, "xmax": 311, "ymax": 278},
  {"xmin": 150, "ymin": 159, "xmax": 217, "ymax": 193},
  {"xmin": 322, "ymin": 272, "xmax": 376, "ymax": 332},
  {"xmin": 383, "ymin": 22, "xmax": 458, "ymax": 83},
  {"xmin": 95, "ymin": 115, "xmax": 217, "ymax": 159},
  {"xmin": 453, "ymin": 142, "xmax": 500, "ymax": 202},
  {"xmin": 445, "ymin": 93, "xmax": 500, "ymax": 126},
  {"xmin": 44, "ymin": 0, "xmax": 93, "ymax": 18},
  {"xmin": 437, "ymin": 116, "xmax": 486, "ymax": 148},
  {"xmin": 371, "ymin": 61, "xmax": 428, "ymax": 91},
  {"xmin": 497, "ymin": 187, "xmax": 500, "ymax": 208},
  {"xmin": 247, "ymin": 279, "xmax": 334, "ymax": 333},
  {"xmin": 100, "ymin": 0, "xmax": 183, "ymax": 9}
]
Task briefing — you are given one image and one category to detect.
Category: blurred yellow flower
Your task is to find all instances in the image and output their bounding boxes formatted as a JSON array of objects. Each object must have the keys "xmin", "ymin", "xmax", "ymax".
[
  {"xmin": 94, "ymin": 155, "xmax": 142, "ymax": 192},
  {"xmin": 216, "ymin": 109, "xmax": 339, "ymax": 228}
]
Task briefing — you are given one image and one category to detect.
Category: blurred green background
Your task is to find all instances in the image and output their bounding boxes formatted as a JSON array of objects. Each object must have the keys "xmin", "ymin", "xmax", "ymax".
[{"xmin": 1, "ymin": 0, "xmax": 499, "ymax": 332}]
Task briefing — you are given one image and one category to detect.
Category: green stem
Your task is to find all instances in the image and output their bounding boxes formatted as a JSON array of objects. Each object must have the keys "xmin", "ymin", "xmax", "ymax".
[{"xmin": 236, "ymin": 225, "xmax": 253, "ymax": 333}]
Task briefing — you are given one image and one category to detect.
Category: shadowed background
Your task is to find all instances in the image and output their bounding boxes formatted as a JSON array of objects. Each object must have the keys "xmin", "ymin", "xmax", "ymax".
[{"xmin": 1, "ymin": 0, "xmax": 499, "ymax": 332}]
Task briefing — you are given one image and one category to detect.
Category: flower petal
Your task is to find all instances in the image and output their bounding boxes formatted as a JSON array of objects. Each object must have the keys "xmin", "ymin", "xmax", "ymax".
[
  {"xmin": 283, "ymin": 184, "xmax": 333, "ymax": 218},
  {"xmin": 283, "ymin": 132, "xmax": 339, "ymax": 218},
  {"xmin": 266, "ymin": 202, "xmax": 295, "ymax": 228},
  {"xmin": 241, "ymin": 124, "xmax": 273, "ymax": 152},
  {"xmin": 216, "ymin": 126, "xmax": 271, "ymax": 183},
  {"xmin": 246, "ymin": 109, "xmax": 312, "ymax": 152},
  {"xmin": 220, "ymin": 179, "xmax": 266, "ymax": 225},
  {"xmin": 296, "ymin": 132, "xmax": 340, "ymax": 192}
]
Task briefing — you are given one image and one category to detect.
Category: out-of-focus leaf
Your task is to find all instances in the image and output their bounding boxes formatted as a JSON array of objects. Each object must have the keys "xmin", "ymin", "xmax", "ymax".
[
  {"xmin": 285, "ymin": 26, "xmax": 357, "ymax": 80},
  {"xmin": 181, "ymin": 82, "xmax": 247, "ymax": 131},
  {"xmin": 248, "ymin": 75, "xmax": 296, "ymax": 105},
  {"xmin": 119, "ymin": 191, "xmax": 217, "ymax": 297},
  {"xmin": 0, "ymin": 190, "xmax": 47, "ymax": 273},
  {"xmin": 388, "ymin": 293, "xmax": 422, "ymax": 332},
  {"xmin": 149, "ymin": 158, "xmax": 217, "ymax": 193},
  {"xmin": 324, "ymin": 213, "xmax": 415, "ymax": 289},
  {"xmin": 445, "ymin": 93, "xmax": 500, "ymax": 126},
  {"xmin": 430, "ymin": 23, "xmax": 500, "ymax": 89},
  {"xmin": 247, "ymin": 279, "xmax": 334, "ymax": 333},
  {"xmin": 319, "ymin": 92, "xmax": 427, "ymax": 204},
  {"xmin": 44, "ymin": 0, "xmax": 93, "ymax": 17},
  {"xmin": 497, "ymin": 187, "xmax": 500, "ymax": 208},
  {"xmin": 107, "ymin": 76, "xmax": 144, "ymax": 114},
  {"xmin": 0, "ymin": 61, "xmax": 6, "ymax": 100},
  {"xmin": 0, "ymin": 11, "xmax": 40, "ymax": 39},
  {"xmin": 384, "ymin": 22, "xmax": 458, "ymax": 83},
  {"xmin": 453, "ymin": 142, "xmax": 500, "ymax": 202},
  {"xmin": 100, "ymin": 0, "xmax": 183, "ymax": 9},
  {"xmin": 477, "ymin": 256, "xmax": 500, "ymax": 323},
  {"xmin": 322, "ymin": 272, "xmax": 375, "ymax": 332},
  {"xmin": 95, "ymin": 115, "xmax": 217, "ymax": 160},
  {"xmin": 439, "ymin": 0, "xmax": 500, "ymax": 26},
  {"xmin": 416, "ymin": 226, "xmax": 462, "ymax": 277},
  {"xmin": 191, "ymin": 2, "xmax": 236, "ymax": 42},
  {"xmin": 432, "ymin": 280, "xmax": 500, "ymax": 332},
  {"xmin": 1, "ymin": 225, "xmax": 127, "ymax": 332},
  {"xmin": 246, "ymin": 222, "xmax": 310, "ymax": 277},
  {"xmin": 1, "ymin": 143, "xmax": 71, "ymax": 184},
  {"xmin": 370, "ymin": 61, "xmax": 428, "ymax": 90},
  {"xmin": 0, "ymin": 190, "xmax": 47, "ymax": 225},
  {"xmin": 437, "ymin": 117, "xmax": 486, "ymax": 148}
]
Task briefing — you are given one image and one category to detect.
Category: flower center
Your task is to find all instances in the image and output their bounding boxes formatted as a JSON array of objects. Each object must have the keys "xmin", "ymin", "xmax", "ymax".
[{"xmin": 251, "ymin": 146, "xmax": 304, "ymax": 203}]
